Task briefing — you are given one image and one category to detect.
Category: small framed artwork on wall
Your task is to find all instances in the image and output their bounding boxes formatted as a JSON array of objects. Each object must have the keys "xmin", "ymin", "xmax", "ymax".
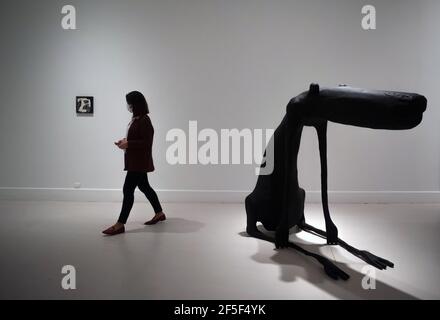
[{"xmin": 76, "ymin": 96, "xmax": 94, "ymax": 114}]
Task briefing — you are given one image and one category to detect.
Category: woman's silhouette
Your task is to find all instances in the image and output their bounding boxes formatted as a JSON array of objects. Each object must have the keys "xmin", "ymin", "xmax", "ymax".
[{"xmin": 103, "ymin": 91, "xmax": 165, "ymax": 235}]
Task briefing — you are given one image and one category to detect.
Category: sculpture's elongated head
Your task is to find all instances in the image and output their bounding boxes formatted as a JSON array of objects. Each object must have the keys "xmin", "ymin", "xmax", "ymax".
[{"xmin": 292, "ymin": 84, "xmax": 427, "ymax": 130}]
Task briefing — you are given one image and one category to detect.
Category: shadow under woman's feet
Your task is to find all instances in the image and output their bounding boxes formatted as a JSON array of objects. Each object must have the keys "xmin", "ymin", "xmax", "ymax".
[{"xmin": 125, "ymin": 217, "xmax": 205, "ymax": 234}]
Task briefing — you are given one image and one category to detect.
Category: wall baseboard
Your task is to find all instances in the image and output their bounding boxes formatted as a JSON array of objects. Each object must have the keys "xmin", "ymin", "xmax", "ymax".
[{"xmin": 0, "ymin": 187, "xmax": 439, "ymax": 203}]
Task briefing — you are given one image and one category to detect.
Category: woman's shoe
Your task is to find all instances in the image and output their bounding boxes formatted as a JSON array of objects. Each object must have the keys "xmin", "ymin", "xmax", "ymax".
[
  {"xmin": 144, "ymin": 213, "xmax": 166, "ymax": 225},
  {"xmin": 102, "ymin": 225, "xmax": 125, "ymax": 236}
]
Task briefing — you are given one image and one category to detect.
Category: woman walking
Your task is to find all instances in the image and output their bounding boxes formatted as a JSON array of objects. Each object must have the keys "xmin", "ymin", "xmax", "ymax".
[{"xmin": 103, "ymin": 91, "xmax": 165, "ymax": 236}]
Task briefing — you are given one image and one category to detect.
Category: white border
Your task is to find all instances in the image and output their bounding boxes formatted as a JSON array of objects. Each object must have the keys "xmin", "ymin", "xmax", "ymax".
[{"xmin": 0, "ymin": 188, "xmax": 439, "ymax": 203}]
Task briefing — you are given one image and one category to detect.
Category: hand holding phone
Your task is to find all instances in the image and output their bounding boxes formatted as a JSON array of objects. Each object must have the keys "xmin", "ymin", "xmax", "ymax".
[{"xmin": 114, "ymin": 138, "xmax": 125, "ymax": 145}]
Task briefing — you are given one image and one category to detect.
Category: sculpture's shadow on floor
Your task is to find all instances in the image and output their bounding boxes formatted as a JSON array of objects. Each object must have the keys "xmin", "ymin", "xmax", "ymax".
[
  {"xmin": 125, "ymin": 218, "xmax": 205, "ymax": 234},
  {"xmin": 240, "ymin": 225, "xmax": 418, "ymax": 300}
]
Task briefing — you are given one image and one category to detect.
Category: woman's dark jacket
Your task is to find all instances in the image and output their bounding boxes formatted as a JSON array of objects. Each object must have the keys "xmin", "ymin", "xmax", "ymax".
[{"xmin": 124, "ymin": 115, "xmax": 155, "ymax": 172}]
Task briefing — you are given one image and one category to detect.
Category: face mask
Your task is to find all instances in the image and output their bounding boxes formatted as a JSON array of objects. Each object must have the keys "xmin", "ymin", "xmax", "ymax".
[{"xmin": 127, "ymin": 104, "xmax": 133, "ymax": 113}]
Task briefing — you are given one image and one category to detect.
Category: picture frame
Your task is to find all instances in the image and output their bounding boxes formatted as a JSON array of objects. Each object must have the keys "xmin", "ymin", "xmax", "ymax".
[{"xmin": 76, "ymin": 96, "xmax": 94, "ymax": 114}]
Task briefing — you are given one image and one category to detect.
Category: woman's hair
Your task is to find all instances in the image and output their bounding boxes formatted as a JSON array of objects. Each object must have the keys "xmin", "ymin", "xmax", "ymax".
[{"xmin": 126, "ymin": 91, "xmax": 149, "ymax": 117}]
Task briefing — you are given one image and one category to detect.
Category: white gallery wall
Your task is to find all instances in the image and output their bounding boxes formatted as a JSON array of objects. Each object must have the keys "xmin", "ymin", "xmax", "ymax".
[{"xmin": 0, "ymin": 0, "xmax": 439, "ymax": 202}]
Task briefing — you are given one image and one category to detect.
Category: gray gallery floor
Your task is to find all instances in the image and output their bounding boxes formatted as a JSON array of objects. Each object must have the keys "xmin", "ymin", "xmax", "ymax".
[{"xmin": 0, "ymin": 200, "xmax": 439, "ymax": 300}]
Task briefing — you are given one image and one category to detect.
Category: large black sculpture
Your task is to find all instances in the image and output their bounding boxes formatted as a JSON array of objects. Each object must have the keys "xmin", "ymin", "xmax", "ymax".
[{"xmin": 245, "ymin": 84, "xmax": 427, "ymax": 280}]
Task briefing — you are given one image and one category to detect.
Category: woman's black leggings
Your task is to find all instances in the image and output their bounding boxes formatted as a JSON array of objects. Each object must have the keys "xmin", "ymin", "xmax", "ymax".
[{"xmin": 117, "ymin": 171, "xmax": 163, "ymax": 224}]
